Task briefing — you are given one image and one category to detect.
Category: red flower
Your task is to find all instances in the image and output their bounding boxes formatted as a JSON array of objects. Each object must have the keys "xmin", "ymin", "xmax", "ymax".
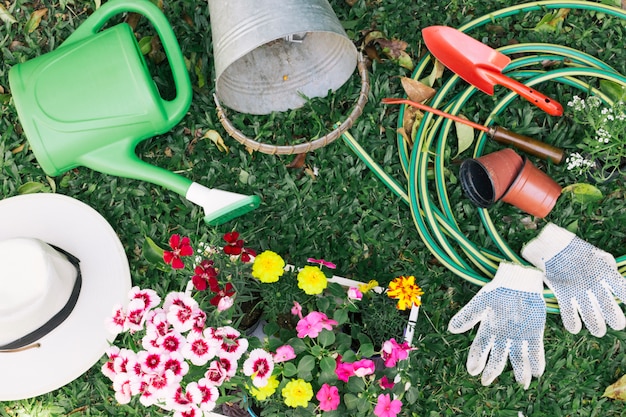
[
  {"xmin": 191, "ymin": 260, "xmax": 219, "ymax": 291},
  {"xmin": 223, "ymin": 232, "xmax": 244, "ymax": 256},
  {"xmin": 223, "ymin": 231, "xmax": 256, "ymax": 262},
  {"xmin": 210, "ymin": 283, "xmax": 235, "ymax": 306},
  {"xmin": 163, "ymin": 234, "xmax": 193, "ymax": 269}
]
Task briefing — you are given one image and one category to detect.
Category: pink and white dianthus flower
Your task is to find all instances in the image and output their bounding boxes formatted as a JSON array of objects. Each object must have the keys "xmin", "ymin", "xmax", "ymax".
[
  {"xmin": 189, "ymin": 378, "xmax": 219, "ymax": 412},
  {"xmin": 129, "ymin": 286, "xmax": 161, "ymax": 311},
  {"xmin": 207, "ymin": 326, "xmax": 249, "ymax": 360},
  {"xmin": 105, "ymin": 305, "xmax": 127, "ymax": 335},
  {"xmin": 164, "ymin": 292, "xmax": 200, "ymax": 333},
  {"xmin": 204, "ymin": 360, "xmax": 228, "ymax": 386},
  {"xmin": 137, "ymin": 350, "xmax": 165, "ymax": 374},
  {"xmin": 243, "ymin": 348, "xmax": 275, "ymax": 387},
  {"xmin": 182, "ymin": 332, "xmax": 218, "ymax": 366},
  {"xmin": 162, "ymin": 351, "xmax": 190, "ymax": 380},
  {"xmin": 158, "ymin": 331, "xmax": 186, "ymax": 354}
]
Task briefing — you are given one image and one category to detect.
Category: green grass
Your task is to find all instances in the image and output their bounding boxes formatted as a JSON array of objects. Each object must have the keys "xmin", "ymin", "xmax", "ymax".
[{"xmin": 2, "ymin": 0, "xmax": 626, "ymax": 416}]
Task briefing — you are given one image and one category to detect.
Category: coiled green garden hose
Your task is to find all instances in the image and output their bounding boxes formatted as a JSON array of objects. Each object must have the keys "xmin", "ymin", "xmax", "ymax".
[{"xmin": 342, "ymin": 1, "xmax": 626, "ymax": 313}]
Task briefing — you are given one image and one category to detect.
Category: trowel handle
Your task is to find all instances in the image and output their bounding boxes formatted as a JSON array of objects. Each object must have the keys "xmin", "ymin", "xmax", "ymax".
[
  {"xmin": 488, "ymin": 126, "xmax": 565, "ymax": 165},
  {"xmin": 485, "ymin": 71, "xmax": 563, "ymax": 117},
  {"xmin": 63, "ymin": 0, "xmax": 191, "ymax": 125}
]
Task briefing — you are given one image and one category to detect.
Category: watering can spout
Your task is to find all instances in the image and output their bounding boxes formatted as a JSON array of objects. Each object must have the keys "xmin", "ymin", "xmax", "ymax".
[{"xmin": 80, "ymin": 146, "xmax": 260, "ymax": 226}]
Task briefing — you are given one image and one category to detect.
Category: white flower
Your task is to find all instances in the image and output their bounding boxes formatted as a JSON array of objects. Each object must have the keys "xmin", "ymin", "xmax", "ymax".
[{"xmin": 182, "ymin": 332, "xmax": 218, "ymax": 366}]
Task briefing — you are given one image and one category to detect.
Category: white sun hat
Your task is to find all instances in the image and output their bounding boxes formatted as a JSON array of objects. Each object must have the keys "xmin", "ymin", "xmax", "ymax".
[{"xmin": 0, "ymin": 193, "xmax": 131, "ymax": 401}]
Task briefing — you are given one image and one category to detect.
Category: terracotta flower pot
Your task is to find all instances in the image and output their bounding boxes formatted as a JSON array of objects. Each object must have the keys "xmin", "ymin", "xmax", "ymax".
[
  {"xmin": 501, "ymin": 157, "xmax": 562, "ymax": 218},
  {"xmin": 459, "ymin": 148, "xmax": 524, "ymax": 208}
]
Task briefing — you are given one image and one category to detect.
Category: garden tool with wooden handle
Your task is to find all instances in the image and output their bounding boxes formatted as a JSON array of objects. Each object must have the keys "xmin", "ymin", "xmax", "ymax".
[{"xmin": 382, "ymin": 98, "xmax": 565, "ymax": 164}]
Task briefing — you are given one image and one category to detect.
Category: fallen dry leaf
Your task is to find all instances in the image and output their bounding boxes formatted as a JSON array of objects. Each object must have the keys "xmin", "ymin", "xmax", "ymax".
[
  {"xmin": 202, "ymin": 130, "xmax": 229, "ymax": 153},
  {"xmin": 604, "ymin": 374, "xmax": 626, "ymax": 400},
  {"xmin": 287, "ymin": 152, "xmax": 307, "ymax": 169},
  {"xmin": 400, "ymin": 77, "xmax": 436, "ymax": 103},
  {"xmin": 24, "ymin": 8, "xmax": 47, "ymax": 33}
]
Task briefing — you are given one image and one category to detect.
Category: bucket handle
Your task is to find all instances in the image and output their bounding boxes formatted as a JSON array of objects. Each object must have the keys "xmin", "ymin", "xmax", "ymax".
[
  {"xmin": 214, "ymin": 53, "xmax": 370, "ymax": 155},
  {"xmin": 62, "ymin": 0, "xmax": 191, "ymax": 126}
]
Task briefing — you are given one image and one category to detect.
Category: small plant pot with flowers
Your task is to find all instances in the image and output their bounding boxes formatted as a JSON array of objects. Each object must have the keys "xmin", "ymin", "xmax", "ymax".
[
  {"xmin": 245, "ymin": 250, "xmax": 424, "ymax": 417},
  {"xmin": 565, "ymin": 95, "xmax": 626, "ymax": 183},
  {"xmin": 102, "ymin": 231, "xmax": 423, "ymax": 417}
]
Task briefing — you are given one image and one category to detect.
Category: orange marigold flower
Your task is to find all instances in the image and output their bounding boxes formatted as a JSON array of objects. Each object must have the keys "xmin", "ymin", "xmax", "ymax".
[{"xmin": 387, "ymin": 275, "xmax": 424, "ymax": 310}]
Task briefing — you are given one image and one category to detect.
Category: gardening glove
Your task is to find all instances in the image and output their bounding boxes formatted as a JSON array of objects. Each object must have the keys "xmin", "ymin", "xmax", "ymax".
[
  {"xmin": 449, "ymin": 262, "xmax": 546, "ymax": 389},
  {"xmin": 521, "ymin": 222, "xmax": 626, "ymax": 337}
]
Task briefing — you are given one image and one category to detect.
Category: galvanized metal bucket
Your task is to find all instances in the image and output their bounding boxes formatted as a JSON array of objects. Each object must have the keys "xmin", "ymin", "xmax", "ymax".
[{"xmin": 208, "ymin": 0, "xmax": 359, "ymax": 115}]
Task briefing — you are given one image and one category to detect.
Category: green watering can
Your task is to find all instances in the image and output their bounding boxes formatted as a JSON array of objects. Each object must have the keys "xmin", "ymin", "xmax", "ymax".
[{"xmin": 8, "ymin": 0, "xmax": 259, "ymax": 225}]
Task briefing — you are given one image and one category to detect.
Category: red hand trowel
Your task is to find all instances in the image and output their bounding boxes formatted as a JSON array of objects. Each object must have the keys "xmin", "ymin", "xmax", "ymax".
[{"xmin": 422, "ymin": 26, "xmax": 563, "ymax": 116}]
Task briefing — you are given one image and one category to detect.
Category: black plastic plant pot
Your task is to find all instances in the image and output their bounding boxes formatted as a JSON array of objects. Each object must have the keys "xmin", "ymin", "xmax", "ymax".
[{"xmin": 459, "ymin": 159, "xmax": 496, "ymax": 208}]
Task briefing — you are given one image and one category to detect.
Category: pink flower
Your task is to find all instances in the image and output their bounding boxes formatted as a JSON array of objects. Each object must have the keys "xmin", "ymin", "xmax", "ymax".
[
  {"xmin": 162, "ymin": 351, "xmax": 189, "ymax": 380},
  {"xmin": 296, "ymin": 311, "xmax": 338, "ymax": 339},
  {"xmin": 381, "ymin": 338, "xmax": 413, "ymax": 367},
  {"xmin": 129, "ymin": 287, "xmax": 161, "ymax": 311},
  {"xmin": 159, "ymin": 332, "xmax": 185, "ymax": 353},
  {"xmin": 106, "ymin": 305, "xmax": 127, "ymax": 335},
  {"xmin": 217, "ymin": 295, "xmax": 234, "ymax": 312},
  {"xmin": 374, "ymin": 393, "xmax": 402, "ymax": 417},
  {"xmin": 163, "ymin": 234, "xmax": 193, "ymax": 269},
  {"xmin": 335, "ymin": 358, "xmax": 354, "ymax": 382},
  {"xmin": 291, "ymin": 301, "xmax": 303, "ymax": 318},
  {"xmin": 347, "ymin": 287, "xmax": 363, "ymax": 301},
  {"xmin": 112, "ymin": 373, "xmax": 134, "ymax": 404},
  {"xmin": 125, "ymin": 298, "xmax": 151, "ymax": 332},
  {"xmin": 352, "ymin": 358, "xmax": 376, "ymax": 377},
  {"xmin": 307, "ymin": 258, "xmax": 337, "ymax": 269},
  {"xmin": 243, "ymin": 348, "xmax": 275, "ymax": 387},
  {"xmin": 379, "ymin": 375, "xmax": 395, "ymax": 389},
  {"xmin": 316, "ymin": 383, "xmax": 340, "ymax": 411},
  {"xmin": 273, "ymin": 345, "xmax": 296, "ymax": 363},
  {"xmin": 137, "ymin": 350, "xmax": 165, "ymax": 374},
  {"xmin": 206, "ymin": 326, "xmax": 249, "ymax": 361}
]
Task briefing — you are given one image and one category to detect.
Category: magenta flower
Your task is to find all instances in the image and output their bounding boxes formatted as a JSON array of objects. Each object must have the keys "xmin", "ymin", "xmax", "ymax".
[
  {"xmin": 291, "ymin": 301, "xmax": 303, "ymax": 318},
  {"xmin": 273, "ymin": 345, "xmax": 296, "ymax": 363},
  {"xmin": 352, "ymin": 358, "xmax": 376, "ymax": 377},
  {"xmin": 381, "ymin": 338, "xmax": 413, "ymax": 367},
  {"xmin": 379, "ymin": 375, "xmax": 395, "ymax": 389},
  {"xmin": 307, "ymin": 257, "xmax": 337, "ymax": 269},
  {"xmin": 335, "ymin": 358, "xmax": 354, "ymax": 382},
  {"xmin": 374, "ymin": 393, "xmax": 402, "ymax": 417},
  {"xmin": 316, "ymin": 383, "xmax": 340, "ymax": 411},
  {"xmin": 347, "ymin": 286, "xmax": 363, "ymax": 301}
]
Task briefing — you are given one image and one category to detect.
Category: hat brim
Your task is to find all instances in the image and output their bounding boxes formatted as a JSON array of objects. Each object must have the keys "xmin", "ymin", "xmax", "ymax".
[{"xmin": 0, "ymin": 194, "xmax": 131, "ymax": 401}]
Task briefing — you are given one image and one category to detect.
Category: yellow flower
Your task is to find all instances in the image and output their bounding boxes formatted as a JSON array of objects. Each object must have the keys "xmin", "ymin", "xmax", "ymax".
[
  {"xmin": 249, "ymin": 375, "xmax": 279, "ymax": 401},
  {"xmin": 281, "ymin": 378, "xmax": 313, "ymax": 408},
  {"xmin": 297, "ymin": 265, "xmax": 328, "ymax": 295},
  {"xmin": 358, "ymin": 279, "xmax": 379, "ymax": 294},
  {"xmin": 387, "ymin": 275, "xmax": 424, "ymax": 310},
  {"xmin": 252, "ymin": 251, "xmax": 285, "ymax": 283}
]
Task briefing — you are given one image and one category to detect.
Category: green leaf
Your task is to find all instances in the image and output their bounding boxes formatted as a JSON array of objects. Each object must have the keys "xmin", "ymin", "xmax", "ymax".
[
  {"xmin": 319, "ymin": 356, "xmax": 336, "ymax": 374},
  {"xmin": 358, "ymin": 342, "xmax": 375, "ymax": 358},
  {"xmin": 600, "ymin": 80, "xmax": 626, "ymax": 102},
  {"xmin": 143, "ymin": 236, "xmax": 166, "ymax": 265},
  {"xmin": 297, "ymin": 355, "xmax": 316, "ymax": 377},
  {"xmin": 333, "ymin": 308, "xmax": 349, "ymax": 325},
  {"xmin": 347, "ymin": 377, "xmax": 365, "ymax": 393},
  {"xmin": 288, "ymin": 337, "xmax": 307, "ymax": 354},
  {"xmin": 0, "ymin": 3, "xmax": 17, "ymax": 23},
  {"xmin": 283, "ymin": 362, "xmax": 298, "ymax": 377},
  {"xmin": 318, "ymin": 329, "xmax": 335, "ymax": 347},
  {"xmin": 263, "ymin": 321, "xmax": 280, "ymax": 336},
  {"xmin": 561, "ymin": 183, "xmax": 603, "ymax": 204},
  {"xmin": 344, "ymin": 393, "xmax": 359, "ymax": 410},
  {"xmin": 138, "ymin": 36, "xmax": 153, "ymax": 55},
  {"xmin": 17, "ymin": 181, "xmax": 45, "ymax": 194}
]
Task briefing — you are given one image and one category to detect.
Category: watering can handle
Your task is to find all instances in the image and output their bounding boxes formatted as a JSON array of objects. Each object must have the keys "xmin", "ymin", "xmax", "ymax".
[{"xmin": 63, "ymin": 0, "xmax": 191, "ymax": 125}]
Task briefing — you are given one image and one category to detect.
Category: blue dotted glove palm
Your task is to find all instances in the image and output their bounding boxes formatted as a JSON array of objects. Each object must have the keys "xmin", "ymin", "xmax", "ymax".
[
  {"xmin": 449, "ymin": 262, "xmax": 546, "ymax": 389},
  {"xmin": 522, "ymin": 222, "xmax": 626, "ymax": 337}
]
